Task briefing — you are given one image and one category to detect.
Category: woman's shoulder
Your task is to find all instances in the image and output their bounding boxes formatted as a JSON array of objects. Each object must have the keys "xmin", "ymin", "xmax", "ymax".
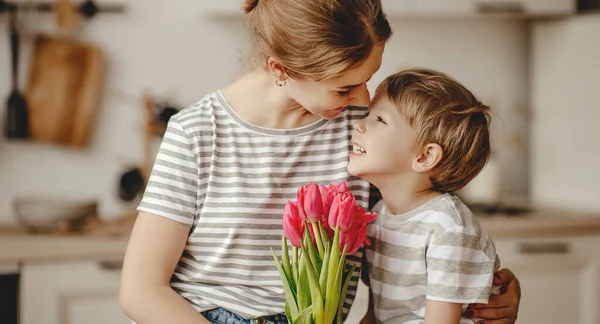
[{"xmin": 171, "ymin": 91, "xmax": 222, "ymax": 125}]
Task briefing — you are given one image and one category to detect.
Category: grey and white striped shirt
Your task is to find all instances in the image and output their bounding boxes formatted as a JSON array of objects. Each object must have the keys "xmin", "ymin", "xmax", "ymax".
[
  {"xmin": 366, "ymin": 194, "xmax": 500, "ymax": 324},
  {"xmin": 138, "ymin": 91, "xmax": 371, "ymax": 319}
]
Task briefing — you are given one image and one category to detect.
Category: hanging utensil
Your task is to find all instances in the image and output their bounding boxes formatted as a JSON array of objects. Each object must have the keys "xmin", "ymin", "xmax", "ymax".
[{"xmin": 4, "ymin": 11, "xmax": 29, "ymax": 139}]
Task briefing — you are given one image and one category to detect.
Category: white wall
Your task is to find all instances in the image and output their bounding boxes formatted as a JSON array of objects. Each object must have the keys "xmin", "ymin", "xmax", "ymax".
[
  {"xmin": 530, "ymin": 15, "xmax": 600, "ymax": 211},
  {"xmin": 0, "ymin": 1, "xmax": 529, "ymax": 224}
]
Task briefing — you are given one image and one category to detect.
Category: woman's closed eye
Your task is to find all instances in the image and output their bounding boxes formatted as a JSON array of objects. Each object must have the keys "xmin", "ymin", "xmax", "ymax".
[{"xmin": 337, "ymin": 88, "xmax": 355, "ymax": 97}]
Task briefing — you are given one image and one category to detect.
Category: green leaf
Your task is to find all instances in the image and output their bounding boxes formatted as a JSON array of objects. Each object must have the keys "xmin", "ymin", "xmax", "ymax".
[
  {"xmin": 324, "ymin": 246, "xmax": 346, "ymax": 323},
  {"xmin": 292, "ymin": 247, "xmax": 299, "ymax": 284},
  {"xmin": 282, "ymin": 236, "xmax": 292, "ymax": 288},
  {"xmin": 285, "ymin": 302, "xmax": 293, "ymax": 324},
  {"xmin": 295, "ymin": 307, "xmax": 314, "ymax": 324},
  {"xmin": 336, "ymin": 264, "xmax": 357, "ymax": 324},
  {"xmin": 270, "ymin": 248, "xmax": 299, "ymax": 319},
  {"xmin": 301, "ymin": 238, "xmax": 324, "ymax": 324},
  {"xmin": 297, "ymin": 250, "xmax": 311, "ymax": 311},
  {"xmin": 326, "ymin": 228, "xmax": 341, "ymax": 296}
]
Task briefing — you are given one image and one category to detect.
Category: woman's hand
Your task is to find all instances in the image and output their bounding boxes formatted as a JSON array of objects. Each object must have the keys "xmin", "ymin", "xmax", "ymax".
[{"xmin": 465, "ymin": 268, "xmax": 521, "ymax": 324}]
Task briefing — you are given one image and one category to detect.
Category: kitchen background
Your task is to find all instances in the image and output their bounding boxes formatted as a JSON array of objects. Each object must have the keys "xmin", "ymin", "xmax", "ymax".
[{"xmin": 0, "ymin": 1, "xmax": 599, "ymax": 324}]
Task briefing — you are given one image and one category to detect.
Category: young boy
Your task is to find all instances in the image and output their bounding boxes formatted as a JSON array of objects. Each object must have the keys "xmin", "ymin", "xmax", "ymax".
[{"xmin": 349, "ymin": 68, "xmax": 500, "ymax": 324}]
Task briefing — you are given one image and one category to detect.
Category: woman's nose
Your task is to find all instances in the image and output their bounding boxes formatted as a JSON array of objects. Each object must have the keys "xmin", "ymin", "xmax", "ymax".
[{"xmin": 349, "ymin": 85, "xmax": 370, "ymax": 107}]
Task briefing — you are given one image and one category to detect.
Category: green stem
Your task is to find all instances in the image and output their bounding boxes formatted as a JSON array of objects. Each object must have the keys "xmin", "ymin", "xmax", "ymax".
[
  {"xmin": 311, "ymin": 221, "xmax": 325, "ymax": 259},
  {"xmin": 292, "ymin": 246, "xmax": 299, "ymax": 284},
  {"xmin": 326, "ymin": 227, "xmax": 341, "ymax": 296}
]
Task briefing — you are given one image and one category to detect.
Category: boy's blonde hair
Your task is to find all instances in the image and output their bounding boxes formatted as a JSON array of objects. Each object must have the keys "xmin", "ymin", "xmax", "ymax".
[
  {"xmin": 376, "ymin": 68, "xmax": 491, "ymax": 193},
  {"xmin": 243, "ymin": 0, "xmax": 392, "ymax": 81}
]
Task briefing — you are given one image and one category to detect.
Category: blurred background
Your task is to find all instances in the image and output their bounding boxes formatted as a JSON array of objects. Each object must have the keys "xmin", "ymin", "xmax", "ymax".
[{"xmin": 0, "ymin": 1, "xmax": 599, "ymax": 323}]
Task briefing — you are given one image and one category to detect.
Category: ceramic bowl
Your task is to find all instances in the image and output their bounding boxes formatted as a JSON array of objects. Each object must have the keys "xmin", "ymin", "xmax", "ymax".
[{"xmin": 13, "ymin": 197, "xmax": 98, "ymax": 233}]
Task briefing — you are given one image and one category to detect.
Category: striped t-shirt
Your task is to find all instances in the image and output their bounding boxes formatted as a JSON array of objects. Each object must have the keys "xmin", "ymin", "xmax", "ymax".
[
  {"xmin": 138, "ymin": 90, "xmax": 371, "ymax": 319},
  {"xmin": 365, "ymin": 194, "xmax": 500, "ymax": 324}
]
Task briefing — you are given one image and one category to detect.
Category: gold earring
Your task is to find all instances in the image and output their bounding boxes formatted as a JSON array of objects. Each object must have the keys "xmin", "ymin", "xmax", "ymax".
[{"xmin": 275, "ymin": 78, "xmax": 287, "ymax": 87}]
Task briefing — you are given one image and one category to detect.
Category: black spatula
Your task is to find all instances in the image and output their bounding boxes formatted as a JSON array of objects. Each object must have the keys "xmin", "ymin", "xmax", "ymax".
[{"xmin": 5, "ymin": 11, "xmax": 29, "ymax": 139}]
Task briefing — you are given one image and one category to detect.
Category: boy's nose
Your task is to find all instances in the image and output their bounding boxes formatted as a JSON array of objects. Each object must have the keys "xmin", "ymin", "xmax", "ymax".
[
  {"xmin": 354, "ymin": 120, "xmax": 366, "ymax": 134},
  {"xmin": 349, "ymin": 85, "xmax": 370, "ymax": 107}
]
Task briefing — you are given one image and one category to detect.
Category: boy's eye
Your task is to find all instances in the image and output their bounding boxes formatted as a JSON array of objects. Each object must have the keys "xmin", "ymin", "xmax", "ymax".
[{"xmin": 376, "ymin": 116, "xmax": 387, "ymax": 125}]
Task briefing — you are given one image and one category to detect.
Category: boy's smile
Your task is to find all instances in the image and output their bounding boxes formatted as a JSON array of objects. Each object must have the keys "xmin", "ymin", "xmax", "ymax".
[
  {"xmin": 352, "ymin": 142, "xmax": 366, "ymax": 155},
  {"xmin": 347, "ymin": 95, "xmax": 419, "ymax": 187}
]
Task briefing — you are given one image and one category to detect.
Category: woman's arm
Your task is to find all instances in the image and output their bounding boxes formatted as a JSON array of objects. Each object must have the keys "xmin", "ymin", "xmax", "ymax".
[
  {"xmin": 359, "ymin": 287, "xmax": 377, "ymax": 324},
  {"xmin": 465, "ymin": 269, "xmax": 521, "ymax": 324},
  {"xmin": 119, "ymin": 211, "xmax": 211, "ymax": 324},
  {"xmin": 425, "ymin": 300, "xmax": 463, "ymax": 324},
  {"xmin": 359, "ymin": 254, "xmax": 376, "ymax": 324}
]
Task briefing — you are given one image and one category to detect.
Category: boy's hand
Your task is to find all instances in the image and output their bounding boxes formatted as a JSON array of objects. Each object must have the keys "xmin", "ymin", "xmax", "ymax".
[{"xmin": 465, "ymin": 269, "xmax": 521, "ymax": 324}]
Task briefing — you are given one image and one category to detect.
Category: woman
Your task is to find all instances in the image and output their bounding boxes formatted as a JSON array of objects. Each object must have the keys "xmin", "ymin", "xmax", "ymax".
[{"xmin": 119, "ymin": 1, "xmax": 521, "ymax": 323}]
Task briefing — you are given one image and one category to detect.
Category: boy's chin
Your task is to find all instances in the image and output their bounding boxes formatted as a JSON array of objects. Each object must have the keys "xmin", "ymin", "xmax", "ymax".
[{"xmin": 347, "ymin": 164, "xmax": 371, "ymax": 180}]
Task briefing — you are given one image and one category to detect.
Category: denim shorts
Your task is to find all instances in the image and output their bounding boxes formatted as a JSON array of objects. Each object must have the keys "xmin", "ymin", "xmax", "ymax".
[{"xmin": 202, "ymin": 308, "xmax": 288, "ymax": 324}]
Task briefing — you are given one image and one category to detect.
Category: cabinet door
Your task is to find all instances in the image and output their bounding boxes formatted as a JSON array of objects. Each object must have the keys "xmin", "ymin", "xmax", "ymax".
[
  {"xmin": 521, "ymin": 0, "xmax": 575, "ymax": 15},
  {"xmin": 20, "ymin": 259, "xmax": 130, "ymax": 324},
  {"xmin": 494, "ymin": 235, "xmax": 600, "ymax": 324}
]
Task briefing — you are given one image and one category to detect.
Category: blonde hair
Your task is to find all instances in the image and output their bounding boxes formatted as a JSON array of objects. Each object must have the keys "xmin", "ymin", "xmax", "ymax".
[
  {"xmin": 243, "ymin": 0, "xmax": 392, "ymax": 81},
  {"xmin": 376, "ymin": 68, "xmax": 491, "ymax": 193}
]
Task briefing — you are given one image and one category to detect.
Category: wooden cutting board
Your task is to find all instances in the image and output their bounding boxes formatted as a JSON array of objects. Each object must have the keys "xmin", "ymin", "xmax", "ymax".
[{"xmin": 25, "ymin": 35, "xmax": 104, "ymax": 147}]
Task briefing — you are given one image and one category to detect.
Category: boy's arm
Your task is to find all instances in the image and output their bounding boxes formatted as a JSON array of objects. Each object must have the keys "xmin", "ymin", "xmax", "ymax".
[
  {"xmin": 425, "ymin": 225, "xmax": 497, "ymax": 324},
  {"xmin": 424, "ymin": 300, "xmax": 463, "ymax": 324}
]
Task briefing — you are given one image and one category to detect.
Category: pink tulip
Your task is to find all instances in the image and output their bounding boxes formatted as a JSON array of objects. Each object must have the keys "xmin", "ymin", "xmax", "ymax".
[
  {"xmin": 297, "ymin": 183, "xmax": 323, "ymax": 221},
  {"xmin": 333, "ymin": 203, "xmax": 378, "ymax": 255},
  {"xmin": 320, "ymin": 215, "xmax": 334, "ymax": 238},
  {"xmin": 328, "ymin": 182, "xmax": 349, "ymax": 194},
  {"xmin": 282, "ymin": 201, "xmax": 304, "ymax": 248},
  {"xmin": 340, "ymin": 223, "xmax": 369, "ymax": 254},
  {"xmin": 328, "ymin": 192, "xmax": 356, "ymax": 232},
  {"xmin": 355, "ymin": 205, "xmax": 378, "ymax": 225},
  {"xmin": 319, "ymin": 184, "xmax": 335, "ymax": 217}
]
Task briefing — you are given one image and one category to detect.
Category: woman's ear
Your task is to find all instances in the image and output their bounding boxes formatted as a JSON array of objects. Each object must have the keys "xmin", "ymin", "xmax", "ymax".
[
  {"xmin": 267, "ymin": 57, "xmax": 288, "ymax": 80},
  {"xmin": 412, "ymin": 143, "xmax": 443, "ymax": 173}
]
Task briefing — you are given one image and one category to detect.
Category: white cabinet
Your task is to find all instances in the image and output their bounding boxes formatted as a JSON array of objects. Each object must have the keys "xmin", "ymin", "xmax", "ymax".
[
  {"xmin": 203, "ymin": 0, "xmax": 575, "ymax": 19},
  {"xmin": 493, "ymin": 235, "xmax": 600, "ymax": 324},
  {"xmin": 20, "ymin": 259, "xmax": 130, "ymax": 324},
  {"xmin": 383, "ymin": 0, "xmax": 575, "ymax": 17},
  {"xmin": 518, "ymin": 0, "xmax": 576, "ymax": 16}
]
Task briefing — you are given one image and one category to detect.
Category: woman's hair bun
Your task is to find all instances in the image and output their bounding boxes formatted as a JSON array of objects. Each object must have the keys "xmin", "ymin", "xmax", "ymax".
[{"xmin": 243, "ymin": 0, "xmax": 259, "ymax": 14}]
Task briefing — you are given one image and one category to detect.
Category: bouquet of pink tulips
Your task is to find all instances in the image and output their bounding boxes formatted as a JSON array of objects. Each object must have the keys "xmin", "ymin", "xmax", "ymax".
[{"xmin": 270, "ymin": 182, "xmax": 378, "ymax": 324}]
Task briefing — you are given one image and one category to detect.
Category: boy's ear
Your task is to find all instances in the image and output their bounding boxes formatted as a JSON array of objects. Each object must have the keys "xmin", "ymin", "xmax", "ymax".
[
  {"xmin": 412, "ymin": 143, "xmax": 443, "ymax": 173},
  {"xmin": 267, "ymin": 57, "xmax": 288, "ymax": 80}
]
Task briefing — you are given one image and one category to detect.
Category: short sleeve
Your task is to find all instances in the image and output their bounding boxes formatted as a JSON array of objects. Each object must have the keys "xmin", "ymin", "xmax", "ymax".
[
  {"xmin": 137, "ymin": 116, "xmax": 199, "ymax": 227},
  {"xmin": 425, "ymin": 229, "xmax": 497, "ymax": 304}
]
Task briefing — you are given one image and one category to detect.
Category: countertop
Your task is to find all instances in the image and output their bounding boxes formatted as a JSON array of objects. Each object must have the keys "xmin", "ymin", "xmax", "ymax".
[
  {"xmin": 1, "ymin": 209, "xmax": 600, "ymax": 265},
  {"xmin": 0, "ymin": 217, "xmax": 133, "ymax": 265},
  {"xmin": 479, "ymin": 209, "xmax": 600, "ymax": 238}
]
